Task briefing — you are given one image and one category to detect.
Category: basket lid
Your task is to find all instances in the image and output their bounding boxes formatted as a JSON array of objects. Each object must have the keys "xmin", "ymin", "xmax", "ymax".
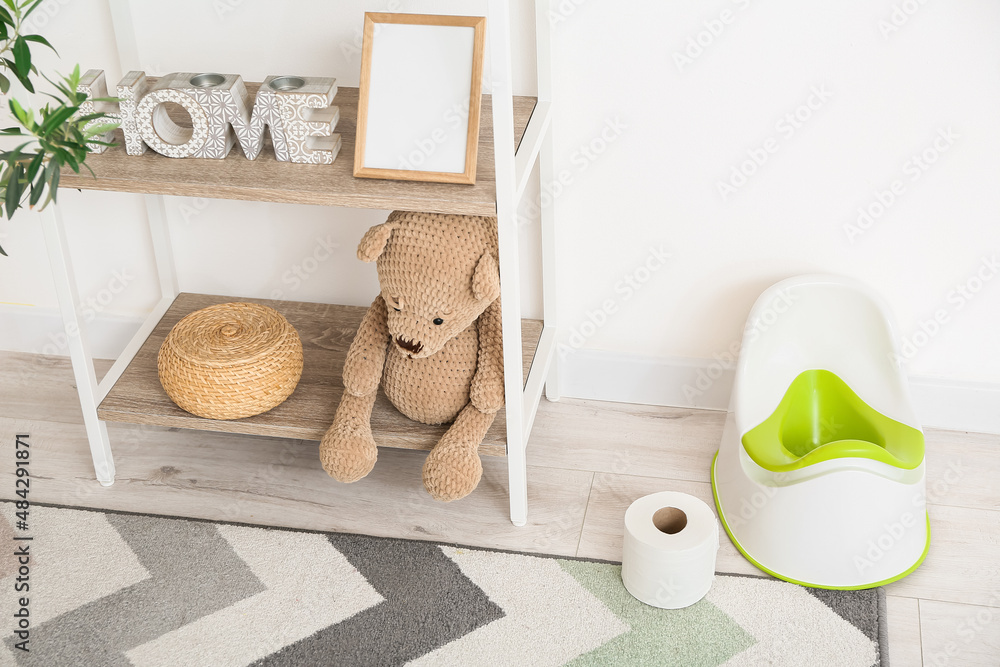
[{"xmin": 162, "ymin": 302, "xmax": 297, "ymax": 368}]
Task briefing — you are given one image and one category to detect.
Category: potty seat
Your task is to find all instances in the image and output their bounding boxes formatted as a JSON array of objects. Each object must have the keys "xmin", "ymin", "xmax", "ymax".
[{"xmin": 711, "ymin": 275, "xmax": 929, "ymax": 589}]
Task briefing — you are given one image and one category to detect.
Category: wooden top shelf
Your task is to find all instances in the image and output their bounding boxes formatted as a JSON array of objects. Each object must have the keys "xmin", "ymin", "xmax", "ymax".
[
  {"xmin": 97, "ymin": 293, "xmax": 543, "ymax": 456},
  {"xmin": 61, "ymin": 85, "xmax": 537, "ymax": 216}
]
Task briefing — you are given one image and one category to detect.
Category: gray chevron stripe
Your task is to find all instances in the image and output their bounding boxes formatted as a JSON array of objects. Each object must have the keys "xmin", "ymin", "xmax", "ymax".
[
  {"xmin": 806, "ymin": 587, "xmax": 881, "ymax": 643},
  {"xmin": 254, "ymin": 534, "xmax": 505, "ymax": 667},
  {"xmin": 11, "ymin": 513, "xmax": 265, "ymax": 666}
]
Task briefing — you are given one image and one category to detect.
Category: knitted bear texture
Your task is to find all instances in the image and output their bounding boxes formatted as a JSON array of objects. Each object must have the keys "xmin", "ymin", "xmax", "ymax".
[{"xmin": 319, "ymin": 211, "xmax": 503, "ymax": 501}]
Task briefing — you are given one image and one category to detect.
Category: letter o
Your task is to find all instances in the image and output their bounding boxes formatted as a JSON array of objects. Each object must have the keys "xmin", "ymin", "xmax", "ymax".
[{"xmin": 135, "ymin": 89, "xmax": 209, "ymax": 158}]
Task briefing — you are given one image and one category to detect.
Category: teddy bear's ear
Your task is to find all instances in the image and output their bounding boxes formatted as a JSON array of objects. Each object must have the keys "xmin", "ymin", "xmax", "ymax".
[
  {"xmin": 356, "ymin": 222, "xmax": 394, "ymax": 262},
  {"xmin": 472, "ymin": 251, "xmax": 501, "ymax": 302}
]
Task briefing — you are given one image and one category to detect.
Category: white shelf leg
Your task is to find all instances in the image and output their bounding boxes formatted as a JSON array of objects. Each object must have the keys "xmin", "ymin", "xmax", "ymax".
[
  {"xmin": 488, "ymin": 0, "xmax": 528, "ymax": 526},
  {"xmin": 146, "ymin": 195, "xmax": 179, "ymax": 300},
  {"xmin": 40, "ymin": 207, "xmax": 116, "ymax": 486},
  {"xmin": 535, "ymin": 0, "xmax": 560, "ymax": 402}
]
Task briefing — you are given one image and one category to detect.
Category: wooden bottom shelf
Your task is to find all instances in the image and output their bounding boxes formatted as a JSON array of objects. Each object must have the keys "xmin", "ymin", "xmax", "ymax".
[{"xmin": 98, "ymin": 293, "xmax": 543, "ymax": 456}]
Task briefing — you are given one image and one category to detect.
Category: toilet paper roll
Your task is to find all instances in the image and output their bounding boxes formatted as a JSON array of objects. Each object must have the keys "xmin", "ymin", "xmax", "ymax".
[{"xmin": 621, "ymin": 491, "xmax": 720, "ymax": 609}]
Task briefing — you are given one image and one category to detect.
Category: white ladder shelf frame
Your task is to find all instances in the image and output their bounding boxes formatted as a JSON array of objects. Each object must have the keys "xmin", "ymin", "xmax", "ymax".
[{"xmin": 41, "ymin": 0, "xmax": 558, "ymax": 526}]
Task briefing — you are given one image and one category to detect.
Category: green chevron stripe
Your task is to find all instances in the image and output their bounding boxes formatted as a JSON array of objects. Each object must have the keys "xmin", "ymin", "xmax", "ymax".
[{"xmin": 559, "ymin": 560, "xmax": 755, "ymax": 667}]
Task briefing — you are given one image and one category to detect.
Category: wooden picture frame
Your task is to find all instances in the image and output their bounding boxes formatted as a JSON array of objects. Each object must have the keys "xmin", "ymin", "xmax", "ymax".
[{"xmin": 353, "ymin": 13, "xmax": 486, "ymax": 185}]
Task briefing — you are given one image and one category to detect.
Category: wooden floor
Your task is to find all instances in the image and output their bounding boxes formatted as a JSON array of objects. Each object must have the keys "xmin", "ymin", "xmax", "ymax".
[{"xmin": 1, "ymin": 350, "xmax": 998, "ymax": 666}]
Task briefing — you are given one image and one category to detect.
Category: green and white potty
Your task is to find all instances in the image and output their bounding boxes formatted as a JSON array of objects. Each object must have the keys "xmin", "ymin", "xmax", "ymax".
[{"xmin": 711, "ymin": 274, "xmax": 929, "ymax": 589}]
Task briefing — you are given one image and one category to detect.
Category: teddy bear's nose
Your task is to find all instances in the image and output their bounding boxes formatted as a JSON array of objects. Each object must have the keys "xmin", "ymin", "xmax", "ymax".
[{"xmin": 396, "ymin": 336, "xmax": 423, "ymax": 354}]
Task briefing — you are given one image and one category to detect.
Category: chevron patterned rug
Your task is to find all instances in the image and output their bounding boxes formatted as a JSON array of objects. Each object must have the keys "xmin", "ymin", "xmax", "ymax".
[{"xmin": 0, "ymin": 502, "xmax": 888, "ymax": 666}]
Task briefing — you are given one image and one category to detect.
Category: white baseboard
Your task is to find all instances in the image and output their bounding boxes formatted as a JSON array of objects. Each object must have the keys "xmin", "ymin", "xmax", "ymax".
[
  {"xmin": 5, "ymin": 308, "xmax": 998, "ymax": 435},
  {"xmin": 0, "ymin": 306, "xmax": 142, "ymax": 360},
  {"xmin": 559, "ymin": 348, "xmax": 1000, "ymax": 435}
]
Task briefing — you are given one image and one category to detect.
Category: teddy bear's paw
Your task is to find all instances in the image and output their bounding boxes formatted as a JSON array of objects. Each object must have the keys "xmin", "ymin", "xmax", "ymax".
[
  {"xmin": 319, "ymin": 423, "xmax": 378, "ymax": 483},
  {"xmin": 422, "ymin": 443, "xmax": 483, "ymax": 502}
]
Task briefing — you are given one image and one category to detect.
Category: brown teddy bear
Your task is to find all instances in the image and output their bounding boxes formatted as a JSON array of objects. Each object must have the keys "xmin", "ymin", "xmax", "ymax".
[{"xmin": 319, "ymin": 210, "xmax": 503, "ymax": 501}]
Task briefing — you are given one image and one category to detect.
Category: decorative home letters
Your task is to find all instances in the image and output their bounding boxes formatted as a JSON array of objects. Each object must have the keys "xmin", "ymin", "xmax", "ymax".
[{"xmin": 76, "ymin": 69, "xmax": 340, "ymax": 164}]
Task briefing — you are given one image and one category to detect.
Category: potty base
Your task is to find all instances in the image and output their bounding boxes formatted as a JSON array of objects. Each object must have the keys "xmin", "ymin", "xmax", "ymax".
[{"xmin": 711, "ymin": 452, "xmax": 930, "ymax": 590}]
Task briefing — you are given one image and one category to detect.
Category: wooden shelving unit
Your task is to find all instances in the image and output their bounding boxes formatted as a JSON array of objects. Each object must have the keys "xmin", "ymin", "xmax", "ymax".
[
  {"xmin": 62, "ymin": 86, "xmax": 538, "ymax": 216},
  {"xmin": 98, "ymin": 293, "xmax": 542, "ymax": 456},
  {"xmin": 43, "ymin": 0, "xmax": 557, "ymax": 525}
]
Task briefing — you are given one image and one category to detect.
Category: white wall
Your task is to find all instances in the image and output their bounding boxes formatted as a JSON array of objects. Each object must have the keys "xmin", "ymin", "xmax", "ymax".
[
  {"xmin": 549, "ymin": 0, "xmax": 1000, "ymax": 392},
  {"xmin": 1, "ymin": 1, "xmax": 998, "ymax": 428}
]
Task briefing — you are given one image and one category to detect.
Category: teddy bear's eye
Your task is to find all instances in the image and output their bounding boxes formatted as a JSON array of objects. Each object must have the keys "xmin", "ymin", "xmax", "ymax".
[{"xmin": 433, "ymin": 318, "xmax": 444, "ymax": 325}]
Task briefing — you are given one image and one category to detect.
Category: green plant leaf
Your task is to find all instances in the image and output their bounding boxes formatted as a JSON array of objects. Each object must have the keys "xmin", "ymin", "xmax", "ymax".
[
  {"xmin": 12, "ymin": 36, "xmax": 30, "ymax": 76},
  {"xmin": 1, "ymin": 141, "xmax": 31, "ymax": 163},
  {"xmin": 39, "ymin": 104, "xmax": 78, "ymax": 134},
  {"xmin": 0, "ymin": 0, "xmax": 15, "ymax": 15},
  {"xmin": 28, "ymin": 160, "xmax": 45, "ymax": 207},
  {"xmin": 0, "ymin": 6, "xmax": 13, "ymax": 26},
  {"xmin": 0, "ymin": 73, "xmax": 8, "ymax": 94},
  {"xmin": 25, "ymin": 150, "xmax": 42, "ymax": 181},
  {"xmin": 44, "ymin": 158, "xmax": 59, "ymax": 205},
  {"xmin": 84, "ymin": 122, "xmax": 117, "ymax": 138},
  {"xmin": 22, "ymin": 34, "xmax": 55, "ymax": 54},
  {"xmin": 22, "ymin": 0, "xmax": 46, "ymax": 18},
  {"xmin": 5, "ymin": 163, "xmax": 23, "ymax": 217},
  {"xmin": 8, "ymin": 98, "xmax": 29, "ymax": 126},
  {"xmin": 28, "ymin": 179, "xmax": 41, "ymax": 206},
  {"xmin": 4, "ymin": 57, "xmax": 33, "ymax": 93}
]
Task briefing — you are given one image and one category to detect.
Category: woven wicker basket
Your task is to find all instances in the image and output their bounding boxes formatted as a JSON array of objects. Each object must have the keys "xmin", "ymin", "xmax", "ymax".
[{"xmin": 158, "ymin": 302, "xmax": 304, "ymax": 420}]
